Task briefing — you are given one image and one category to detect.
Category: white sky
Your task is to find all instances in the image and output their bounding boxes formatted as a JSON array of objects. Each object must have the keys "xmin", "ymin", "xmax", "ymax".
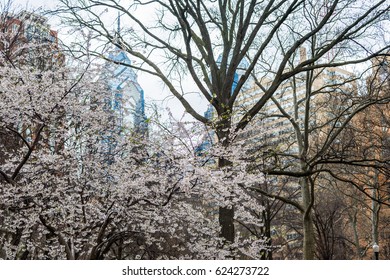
[{"xmin": 12, "ymin": 0, "xmax": 56, "ymax": 10}]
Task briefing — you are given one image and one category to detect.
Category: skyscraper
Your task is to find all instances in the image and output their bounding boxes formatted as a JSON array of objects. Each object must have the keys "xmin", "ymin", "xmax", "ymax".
[
  {"xmin": 100, "ymin": 45, "xmax": 148, "ymax": 163},
  {"xmin": 104, "ymin": 49, "xmax": 147, "ymax": 134}
]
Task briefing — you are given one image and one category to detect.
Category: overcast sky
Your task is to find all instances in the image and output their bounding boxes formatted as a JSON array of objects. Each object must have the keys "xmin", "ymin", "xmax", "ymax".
[{"xmin": 13, "ymin": 0, "xmax": 57, "ymax": 9}]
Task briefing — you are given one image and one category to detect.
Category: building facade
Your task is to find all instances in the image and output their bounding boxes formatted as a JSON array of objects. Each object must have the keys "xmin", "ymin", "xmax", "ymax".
[
  {"xmin": 0, "ymin": 11, "xmax": 63, "ymax": 166},
  {"xmin": 351, "ymin": 55, "xmax": 390, "ymax": 259},
  {"xmin": 0, "ymin": 11, "xmax": 63, "ymax": 68}
]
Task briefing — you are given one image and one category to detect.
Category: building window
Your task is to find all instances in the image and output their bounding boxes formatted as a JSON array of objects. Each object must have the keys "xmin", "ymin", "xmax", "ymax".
[
  {"xmin": 12, "ymin": 24, "xmax": 19, "ymax": 33},
  {"xmin": 379, "ymin": 60, "xmax": 389, "ymax": 81},
  {"xmin": 286, "ymin": 232, "xmax": 300, "ymax": 240}
]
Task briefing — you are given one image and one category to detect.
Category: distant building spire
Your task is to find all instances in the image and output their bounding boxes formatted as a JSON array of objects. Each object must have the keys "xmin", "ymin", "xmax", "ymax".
[
  {"xmin": 113, "ymin": 11, "xmax": 121, "ymax": 49},
  {"xmin": 117, "ymin": 11, "xmax": 121, "ymax": 35}
]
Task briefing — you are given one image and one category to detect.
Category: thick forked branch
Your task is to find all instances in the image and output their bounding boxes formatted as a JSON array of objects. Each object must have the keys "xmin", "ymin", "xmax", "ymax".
[
  {"xmin": 89, "ymin": 210, "xmax": 117, "ymax": 260},
  {"xmin": 246, "ymin": 184, "xmax": 304, "ymax": 213},
  {"xmin": 39, "ymin": 215, "xmax": 75, "ymax": 260},
  {"xmin": 0, "ymin": 170, "xmax": 15, "ymax": 185}
]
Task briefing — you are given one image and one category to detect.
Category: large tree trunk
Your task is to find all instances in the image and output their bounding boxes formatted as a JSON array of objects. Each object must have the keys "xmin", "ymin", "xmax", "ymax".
[
  {"xmin": 217, "ymin": 119, "xmax": 235, "ymax": 246},
  {"xmin": 219, "ymin": 206, "xmax": 235, "ymax": 243},
  {"xmin": 218, "ymin": 155, "xmax": 235, "ymax": 245}
]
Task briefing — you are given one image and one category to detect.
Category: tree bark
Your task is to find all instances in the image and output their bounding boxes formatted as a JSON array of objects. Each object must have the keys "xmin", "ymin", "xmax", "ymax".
[
  {"xmin": 303, "ymin": 210, "xmax": 316, "ymax": 259},
  {"xmin": 301, "ymin": 176, "xmax": 316, "ymax": 259},
  {"xmin": 217, "ymin": 120, "xmax": 235, "ymax": 246},
  {"xmin": 372, "ymin": 170, "xmax": 380, "ymax": 247},
  {"xmin": 219, "ymin": 206, "xmax": 235, "ymax": 243}
]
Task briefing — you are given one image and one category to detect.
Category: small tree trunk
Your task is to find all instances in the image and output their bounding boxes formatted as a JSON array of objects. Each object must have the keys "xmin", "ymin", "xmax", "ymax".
[
  {"xmin": 372, "ymin": 170, "xmax": 380, "ymax": 246},
  {"xmin": 261, "ymin": 206, "xmax": 272, "ymax": 260},
  {"xmin": 301, "ymin": 176, "xmax": 315, "ymax": 259},
  {"xmin": 303, "ymin": 211, "xmax": 315, "ymax": 259},
  {"xmin": 349, "ymin": 211, "xmax": 362, "ymax": 259}
]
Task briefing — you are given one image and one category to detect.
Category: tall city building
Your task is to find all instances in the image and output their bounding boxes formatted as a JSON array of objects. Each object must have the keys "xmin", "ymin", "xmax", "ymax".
[
  {"xmin": 351, "ymin": 55, "xmax": 390, "ymax": 259},
  {"xmin": 235, "ymin": 62, "xmax": 356, "ymax": 155},
  {"xmin": 0, "ymin": 11, "xmax": 63, "ymax": 166},
  {"xmin": 0, "ymin": 11, "xmax": 63, "ymax": 68},
  {"xmin": 103, "ymin": 49, "xmax": 147, "ymax": 134}
]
